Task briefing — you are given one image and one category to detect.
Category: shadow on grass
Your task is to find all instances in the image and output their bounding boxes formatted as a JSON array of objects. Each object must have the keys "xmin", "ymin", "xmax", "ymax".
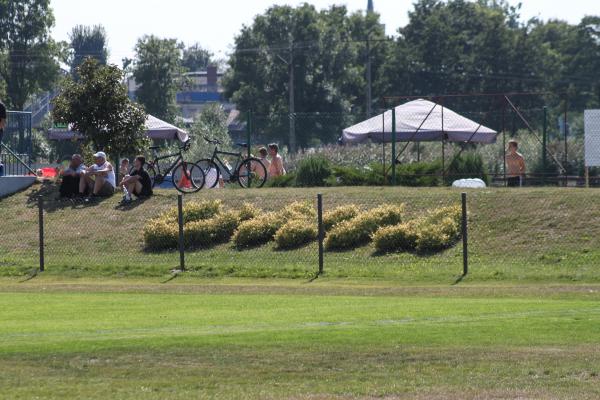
[
  {"xmin": 27, "ymin": 183, "xmax": 112, "ymax": 213},
  {"xmin": 114, "ymin": 196, "xmax": 150, "ymax": 211}
]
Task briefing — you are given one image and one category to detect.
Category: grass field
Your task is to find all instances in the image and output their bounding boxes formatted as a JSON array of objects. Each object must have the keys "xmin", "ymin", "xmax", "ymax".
[
  {"xmin": 1, "ymin": 185, "xmax": 600, "ymax": 398},
  {"xmin": 2, "ymin": 278, "xmax": 600, "ymax": 399}
]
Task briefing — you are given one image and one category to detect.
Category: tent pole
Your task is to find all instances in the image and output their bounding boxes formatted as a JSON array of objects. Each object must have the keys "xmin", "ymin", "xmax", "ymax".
[
  {"xmin": 382, "ymin": 112, "xmax": 386, "ymax": 184},
  {"xmin": 502, "ymin": 100, "xmax": 507, "ymax": 186},
  {"xmin": 392, "ymin": 108, "xmax": 397, "ymax": 186},
  {"xmin": 441, "ymin": 99, "xmax": 445, "ymax": 185}
]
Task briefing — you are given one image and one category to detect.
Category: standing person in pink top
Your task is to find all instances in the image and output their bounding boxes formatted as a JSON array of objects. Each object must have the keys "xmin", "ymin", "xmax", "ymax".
[{"xmin": 267, "ymin": 143, "xmax": 286, "ymax": 178}]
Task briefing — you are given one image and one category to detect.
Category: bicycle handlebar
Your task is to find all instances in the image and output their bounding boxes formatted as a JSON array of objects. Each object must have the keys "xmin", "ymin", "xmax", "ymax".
[{"xmin": 204, "ymin": 136, "xmax": 222, "ymax": 145}]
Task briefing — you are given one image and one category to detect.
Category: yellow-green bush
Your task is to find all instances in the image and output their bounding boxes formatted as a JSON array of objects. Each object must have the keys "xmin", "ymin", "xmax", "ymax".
[
  {"xmin": 161, "ymin": 200, "xmax": 222, "ymax": 224},
  {"xmin": 185, "ymin": 211, "xmax": 240, "ymax": 248},
  {"xmin": 425, "ymin": 205, "xmax": 461, "ymax": 225},
  {"xmin": 283, "ymin": 201, "xmax": 316, "ymax": 220},
  {"xmin": 415, "ymin": 216, "xmax": 460, "ymax": 253},
  {"xmin": 323, "ymin": 204, "xmax": 359, "ymax": 231},
  {"xmin": 237, "ymin": 202, "xmax": 261, "ymax": 222},
  {"xmin": 325, "ymin": 204, "xmax": 404, "ymax": 250},
  {"xmin": 372, "ymin": 219, "xmax": 422, "ymax": 253},
  {"xmin": 143, "ymin": 219, "xmax": 178, "ymax": 250},
  {"xmin": 233, "ymin": 212, "xmax": 285, "ymax": 248},
  {"xmin": 274, "ymin": 219, "xmax": 318, "ymax": 250}
]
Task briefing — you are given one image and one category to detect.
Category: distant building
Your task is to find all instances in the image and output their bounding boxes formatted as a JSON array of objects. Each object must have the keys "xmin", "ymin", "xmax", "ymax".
[{"xmin": 367, "ymin": 0, "xmax": 374, "ymax": 13}]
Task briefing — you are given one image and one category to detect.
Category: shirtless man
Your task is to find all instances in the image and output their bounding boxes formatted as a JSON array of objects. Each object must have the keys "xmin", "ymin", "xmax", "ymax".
[
  {"xmin": 505, "ymin": 139, "xmax": 526, "ymax": 187},
  {"xmin": 267, "ymin": 143, "xmax": 286, "ymax": 178}
]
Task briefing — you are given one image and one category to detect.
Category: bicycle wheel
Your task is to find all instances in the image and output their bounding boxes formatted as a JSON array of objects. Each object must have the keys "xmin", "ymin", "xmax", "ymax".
[
  {"xmin": 196, "ymin": 159, "xmax": 220, "ymax": 189},
  {"xmin": 237, "ymin": 157, "xmax": 267, "ymax": 188},
  {"xmin": 172, "ymin": 162, "xmax": 205, "ymax": 193}
]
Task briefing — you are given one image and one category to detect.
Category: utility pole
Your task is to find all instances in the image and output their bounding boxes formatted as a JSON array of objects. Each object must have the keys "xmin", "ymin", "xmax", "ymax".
[{"xmin": 289, "ymin": 40, "xmax": 296, "ymax": 153}]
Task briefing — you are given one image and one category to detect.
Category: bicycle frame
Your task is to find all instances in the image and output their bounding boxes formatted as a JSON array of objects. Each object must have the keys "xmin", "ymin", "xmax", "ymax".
[
  {"xmin": 208, "ymin": 147, "xmax": 244, "ymax": 180},
  {"xmin": 150, "ymin": 150, "xmax": 186, "ymax": 178}
]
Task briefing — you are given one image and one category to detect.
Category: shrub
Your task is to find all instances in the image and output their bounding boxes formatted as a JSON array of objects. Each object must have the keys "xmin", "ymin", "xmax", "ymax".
[
  {"xmin": 416, "ymin": 217, "xmax": 460, "ymax": 253},
  {"xmin": 447, "ymin": 152, "xmax": 488, "ymax": 184},
  {"xmin": 329, "ymin": 164, "xmax": 385, "ymax": 186},
  {"xmin": 160, "ymin": 200, "xmax": 222, "ymax": 224},
  {"xmin": 323, "ymin": 204, "xmax": 360, "ymax": 231},
  {"xmin": 372, "ymin": 219, "xmax": 422, "ymax": 253},
  {"xmin": 265, "ymin": 172, "xmax": 296, "ymax": 188},
  {"xmin": 325, "ymin": 204, "xmax": 404, "ymax": 250},
  {"xmin": 425, "ymin": 205, "xmax": 462, "ymax": 225},
  {"xmin": 274, "ymin": 219, "xmax": 318, "ymax": 250},
  {"xmin": 295, "ymin": 155, "xmax": 332, "ymax": 187},
  {"xmin": 396, "ymin": 160, "xmax": 442, "ymax": 186},
  {"xmin": 185, "ymin": 211, "xmax": 240, "ymax": 248},
  {"xmin": 237, "ymin": 202, "xmax": 261, "ymax": 222},
  {"xmin": 233, "ymin": 212, "xmax": 285, "ymax": 248},
  {"xmin": 143, "ymin": 219, "xmax": 178, "ymax": 250},
  {"xmin": 284, "ymin": 201, "xmax": 316, "ymax": 220}
]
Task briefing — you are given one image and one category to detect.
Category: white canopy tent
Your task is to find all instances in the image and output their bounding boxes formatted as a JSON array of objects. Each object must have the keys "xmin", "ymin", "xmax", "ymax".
[
  {"xmin": 342, "ymin": 99, "xmax": 497, "ymax": 145},
  {"xmin": 48, "ymin": 115, "xmax": 189, "ymax": 142}
]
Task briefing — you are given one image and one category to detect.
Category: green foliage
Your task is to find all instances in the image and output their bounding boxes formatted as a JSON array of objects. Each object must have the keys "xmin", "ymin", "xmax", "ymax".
[
  {"xmin": 181, "ymin": 43, "xmax": 213, "ymax": 72},
  {"xmin": 188, "ymin": 103, "xmax": 231, "ymax": 160},
  {"xmin": 0, "ymin": 0, "xmax": 61, "ymax": 109},
  {"xmin": 237, "ymin": 202, "xmax": 261, "ymax": 222},
  {"xmin": 185, "ymin": 211, "xmax": 240, "ymax": 248},
  {"xmin": 372, "ymin": 219, "xmax": 423, "ymax": 253},
  {"xmin": 274, "ymin": 219, "xmax": 318, "ymax": 250},
  {"xmin": 295, "ymin": 156, "xmax": 332, "ymax": 187},
  {"xmin": 373, "ymin": 205, "xmax": 462, "ymax": 254},
  {"xmin": 447, "ymin": 152, "xmax": 488, "ymax": 184},
  {"xmin": 143, "ymin": 220, "xmax": 178, "ymax": 250},
  {"xmin": 325, "ymin": 204, "xmax": 404, "ymax": 250},
  {"xmin": 69, "ymin": 25, "xmax": 108, "ymax": 77},
  {"xmin": 233, "ymin": 212, "xmax": 285, "ymax": 249},
  {"xmin": 396, "ymin": 161, "xmax": 443, "ymax": 186},
  {"xmin": 323, "ymin": 204, "xmax": 360, "ymax": 231},
  {"xmin": 265, "ymin": 173, "xmax": 297, "ymax": 188},
  {"xmin": 160, "ymin": 200, "xmax": 222, "ymax": 224},
  {"xmin": 51, "ymin": 58, "xmax": 148, "ymax": 157},
  {"xmin": 133, "ymin": 35, "xmax": 183, "ymax": 123}
]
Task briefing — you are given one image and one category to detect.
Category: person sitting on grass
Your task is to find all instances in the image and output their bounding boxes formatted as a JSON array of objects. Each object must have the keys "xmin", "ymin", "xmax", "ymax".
[
  {"xmin": 267, "ymin": 143, "xmax": 286, "ymax": 178},
  {"xmin": 120, "ymin": 155, "xmax": 153, "ymax": 203},
  {"xmin": 79, "ymin": 151, "xmax": 116, "ymax": 199},
  {"xmin": 59, "ymin": 154, "xmax": 86, "ymax": 198},
  {"xmin": 119, "ymin": 158, "xmax": 130, "ymax": 181},
  {"xmin": 255, "ymin": 147, "xmax": 270, "ymax": 180}
]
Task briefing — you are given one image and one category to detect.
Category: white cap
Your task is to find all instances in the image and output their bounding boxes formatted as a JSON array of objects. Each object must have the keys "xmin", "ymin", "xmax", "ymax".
[{"xmin": 93, "ymin": 151, "xmax": 107, "ymax": 159}]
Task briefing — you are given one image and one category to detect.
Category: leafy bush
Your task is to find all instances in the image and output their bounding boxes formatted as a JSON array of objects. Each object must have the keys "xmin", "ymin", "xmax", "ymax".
[
  {"xmin": 424, "ymin": 205, "xmax": 462, "ymax": 225},
  {"xmin": 325, "ymin": 204, "xmax": 404, "ymax": 250},
  {"xmin": 160, "ymin": 200, "xmax": 222, "ymax": 224},
  {"xmin": 237, "ymin": 202, "xmax": 261, "ymax": 222},
  {"xmin": 323, "ymin": 204, "xmax": 360, "ymax": 231},
  {"xmin": 284, "ymin": 201, "xmax": 316, "ymax": 220},
  {"xmin": 372, "ymin": 219, "xmax": 422, "ymax": 253},
  {"xmin": 416, "ymin": 217, "xmax": 460, "ymax": 253},
  {"xmin": 274, "ymin": 219, "xmax": 318, "ymax": 250},
  {"xmin": 396, "ymin": 160, "xmax": 442, "ymax": 186},
  {"xmin": 265, "ymin": 172, "xmax": 297, "ymax": 188},
  {"xmin": 143, "ymin": 220, "xmax": 178, "ymax": 250},
  {"xmin": 295, "ymin": 155, "xmax": 332, "ymax": 187},
  {"xmin": 447, "ymin": 152, "xmax": 488, "ymax": 184},
  {"xmin": 328, "ymin": 164, "xmax": 385, "ymax": 186},
  {"xmin": 233, "ymin": 212, "xmax": 285, "ymax": 248},
  {"xmin": 185, "ymin": 211, "xmax": 240, "ymax": 248}
]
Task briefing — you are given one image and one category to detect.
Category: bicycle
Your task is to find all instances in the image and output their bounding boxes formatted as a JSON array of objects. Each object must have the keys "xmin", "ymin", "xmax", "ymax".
[
  {"xmin": 196, "ymin": 137, "xmax": 267, "ymax": 188},
  {"xmin": 140, "ymin": 140, "xmax": 205, "ymax": 194}
]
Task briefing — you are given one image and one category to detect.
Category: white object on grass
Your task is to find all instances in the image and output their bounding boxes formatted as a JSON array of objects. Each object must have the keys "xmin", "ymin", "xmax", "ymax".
[{"xmin": 452, "ymin": 178, "xmax": 486, "ymax": 188}]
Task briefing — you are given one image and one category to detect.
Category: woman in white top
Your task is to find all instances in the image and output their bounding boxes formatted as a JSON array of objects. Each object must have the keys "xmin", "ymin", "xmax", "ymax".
[{"xmin": 79, "ymin": 151, "xmax": 116, "ymax": 197}]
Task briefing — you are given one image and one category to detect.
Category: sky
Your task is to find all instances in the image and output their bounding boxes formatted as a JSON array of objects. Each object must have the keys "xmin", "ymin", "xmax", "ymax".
[{"xmin": 50, "ymin": 0, "xmax": 599, "ymax": 66}]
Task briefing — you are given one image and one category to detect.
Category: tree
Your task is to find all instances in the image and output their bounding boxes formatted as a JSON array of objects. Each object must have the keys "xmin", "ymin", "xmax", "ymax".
[
  {"xmin": 0, "ymin": 0, "xmax": 60, "ymax": 109},
  {"xmin": 69, "ymin": 25, "xmax": 108, "ymax": 77},
  {"xmin": 182, "ymin": 43, "xmax": 213, "ymax": 72},
  {"xmin": 51, "ymin": 58, "xmax": 148, "ymax": 158},
  {"xmin": 133, "ymin": 35, "xmax": 183, "ymax": 123},
  {"xmin": 188, "ymin": 103, "xmax": 231, "ymax": 161},
  {"xmin": 224, "ymin": 4, "xmax": 385, "ymax": 148}
]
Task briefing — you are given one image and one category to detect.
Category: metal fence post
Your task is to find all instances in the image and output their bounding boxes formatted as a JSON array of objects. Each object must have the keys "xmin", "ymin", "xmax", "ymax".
[
  {"xmin": 38, "ymin": 196, "xmax": 45, "ymax": 272},
  {"xmin": 461, "ymin": 192, "xmax": 468, "ymax": 276},
  {"xmin": 177, "ymin": 194, "xmax": 185, "ymax": 271},
  {"xmin": 391, "ymin": 108, "xmax": 397, "ymax": 185},
  {"xmin": 317, "ymin": 193, "xmax": 324, "ymax": 275}
]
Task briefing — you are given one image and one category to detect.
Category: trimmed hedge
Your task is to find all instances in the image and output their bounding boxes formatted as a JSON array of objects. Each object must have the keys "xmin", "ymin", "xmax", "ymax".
[
  {"xmin": 324, "ymin": 204, "xmax": 404, "ymax": 250},
  {"xmin": 274, "ymin": 219, "xmax": 318, "ymax": 250},
  {"xmin": 185, "ymin": 211, "xmax": 240, "ymax": 248},
  {"xmin": 372, "ymin": 219, "xmax": 422, "ymax": 253},
  {"xmin": 232, "ymin": 212, "xmax": 285, "ymax": 249},
  {"xmin": 161, "ymin": 200, "xmax": 222, "ymax": 224},
  {"xmin": 143, "ymin": 219, "xmax": 178, "ymax": 250},
  {"xmin": 323, "ymin": 204, "xmax": 360, "ymax": 231}
]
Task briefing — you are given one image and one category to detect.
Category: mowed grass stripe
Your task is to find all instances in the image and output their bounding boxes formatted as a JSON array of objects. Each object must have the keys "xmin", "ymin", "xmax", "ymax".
[{"xmin": 2, "ymin": 292, "xmax": 599, "ymax": 355}]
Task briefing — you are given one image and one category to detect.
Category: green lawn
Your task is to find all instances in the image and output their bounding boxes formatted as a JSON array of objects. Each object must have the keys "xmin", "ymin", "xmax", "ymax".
[
  {"xmin": 1, "ymin": 278, "xmax": 600, "ymax": 399},
  {"xmin": 1, "ymin": 184, "xmax": 600, "ymax": 283}
]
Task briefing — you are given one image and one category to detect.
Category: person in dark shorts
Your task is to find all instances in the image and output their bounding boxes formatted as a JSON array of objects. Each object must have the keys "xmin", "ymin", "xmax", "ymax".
[
  {"xmin": 79, "ymin": 151, "xmax": 116, "ymax": 198},
  {"xmin": 59, "ymin": 154, "xmax": 86, "ymax": 197},
  {"xmin": 0, "ymin": 100, "xmax": 7, "ymax": 145},
  {"xmin": 120, "ymin": 155, "xmax": 153, "ymax": 203},
  {"xmin": 505, "ymin": 139, "xmax": 526, "ymax": 187}
]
